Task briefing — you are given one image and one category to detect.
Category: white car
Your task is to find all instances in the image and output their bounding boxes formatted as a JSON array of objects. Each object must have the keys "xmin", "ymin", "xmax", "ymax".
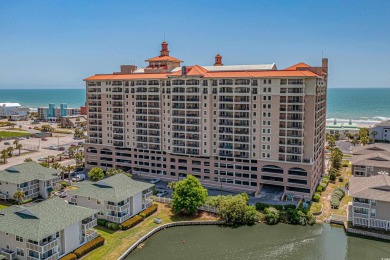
[
  {"xmin": 49, "ymin": 146, "xmax": 58, "ymax": 150},
  {"xmin": 150, "ymin": 178, "xmax": 160, "ymax": 184},
  {"xmin": 72, "ymin": 174, "xmax": 86, "ymax": 182},
  {"xmin": 38, "ymin": 157, "xmax": 47, "ymax": 161}
]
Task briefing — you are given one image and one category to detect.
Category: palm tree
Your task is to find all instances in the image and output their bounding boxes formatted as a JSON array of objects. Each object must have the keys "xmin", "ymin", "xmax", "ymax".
[
  {"xmin": 1, "ymin": 149, "xmax": 8, "ymax": 164},
  {"xmin": 6, "ymin": 146, "xmax": 14, "ymax": 158},
  {"xmin": 74, "ymin": 153, "xmax": 84, "ymax": 165},
  {"xmin": 62, "ymin": 165, "xmax": 75, "ymax": 183},
  {"xmin": 68, "ymin": 147, "xmax": 75, "ymax": 158},
  {"xmin": 351, "ymin": 138, "xmax": 359, "ymax": 146},
  {"xmin": 15, "ymin": 143, "xmax": 22, "ymax": 156},
  {"xmin": 345, "ymin": 132, "xmax": 351, "ymax": 141},
  {"xmin": 167, "ymin": 181, "xmax": 176, "ymax": 190},
  {"xmin": 51, "ymin": 162, "xmax": 61, "ymax": 170},
  {"xmin": 13, "ymin": 190, "xmax": 26, "ymax": 205},
  {"xmin": 371, "ymin": 130, "xmax": 377, "ymax": 141},
  {"xmin": 13, "ymin": 139, "xmax": 19, "ymax": 147}
]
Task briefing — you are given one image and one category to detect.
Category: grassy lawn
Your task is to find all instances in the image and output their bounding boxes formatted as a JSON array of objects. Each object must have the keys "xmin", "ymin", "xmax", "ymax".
[
  {"xmin": 84, "ymin": 203, "xmax": 218, "ymax": 260},
  {"xmin": 0, "ymin": 131, "xmax": 30, "ymax": 138},
  {"xmin": 309, "ymin": 202, "xmax": 322, "ymax": 214}
]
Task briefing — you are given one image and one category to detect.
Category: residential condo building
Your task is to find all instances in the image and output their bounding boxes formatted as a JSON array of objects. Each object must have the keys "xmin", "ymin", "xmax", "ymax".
[
  {"xmin": 38, "ymin": 103, "xmax": 81, "ymax": 121},
  {"xmin": 84, "ymin": 42, "xmax": 328, "ymax": 197},
  {"xmin": 0, "ymin": 197, "xmax": 98, "ymax": 260},
  {"xmin": 0, "ymin": 162, "xmax": 61, "ymax": 201},
  {"xmin": 67, "ymin": 173, "xmax": 153, "ymax": 223},
  {"xmin": 351, "ymin": 143, "xmax": 390, "ymax": 177},
  {"xmin": 348, "ymin": 175, "xmax": 390, "ymax": 231}
]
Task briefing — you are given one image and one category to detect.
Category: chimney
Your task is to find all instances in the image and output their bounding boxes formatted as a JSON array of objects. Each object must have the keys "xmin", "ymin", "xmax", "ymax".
[{"xmin": 214, "ymin": 54, "xmax": 223, "ymax": 66}]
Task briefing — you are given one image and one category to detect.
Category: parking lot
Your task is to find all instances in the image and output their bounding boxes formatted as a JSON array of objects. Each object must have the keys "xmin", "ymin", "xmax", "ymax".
[{"xmin": 0, "ymin": 120, "xmax": 83, "ymax": 170}]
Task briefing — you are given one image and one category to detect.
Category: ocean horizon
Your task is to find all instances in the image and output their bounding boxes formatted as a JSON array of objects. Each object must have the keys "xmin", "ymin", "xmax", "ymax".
[{"xmin": 0, "ymin": 88, "xmax": 389, "ymax": 125}]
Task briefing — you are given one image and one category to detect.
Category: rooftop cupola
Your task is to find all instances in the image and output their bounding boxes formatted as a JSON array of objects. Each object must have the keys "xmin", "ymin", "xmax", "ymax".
[
  {"xmin": 160, "ymin": 41, "xmax": 170, "ymax": 56},
  {"xmin": 214, "ymin": 54, "xmax": 223, "ymax": 66}
]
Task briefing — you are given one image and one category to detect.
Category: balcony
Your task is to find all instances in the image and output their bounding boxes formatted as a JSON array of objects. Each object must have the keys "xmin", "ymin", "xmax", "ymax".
[
  {"xmin": 82, "ymin": 218, "xmax": 97, "ymax": 231},
  {"xmin": 106, "ymin": 213, "xmax": 132, "ymax": 224},
  {"xmin": 83, "ymin": 229, "xmax": 98, "ymax": 244},
  {"xmin": 1, "ymin": 248, "xmax": 16, "ymax": 260},
  {"xmin": 27, "ymin": 253, "xmax": 59, "ymax": 260},
  {"xmin": 106, "ymin": 202, "xmax": 130, "ymax": 212},
  {"xmin": 26, "ymin": 238, "xmax": 59, "ymax": 253}
]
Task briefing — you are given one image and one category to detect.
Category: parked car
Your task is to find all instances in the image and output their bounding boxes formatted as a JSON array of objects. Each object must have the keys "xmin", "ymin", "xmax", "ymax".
[
  {"xmin": 156, "ymin": 190, "xmax": 168, "ymax": 197},
  {"xmin": 41, "ymin": 138, "xmax": 48, "ymax": 141},
  {"xmin": 49, "ymin": 146, "xmax": 58, "ymax": 150},
  {"xmin": 38, "ymin": 157, "xmax": 47, "ymax": 161},
  {"xmin": 72, "ymin": 174, "xmax": 86, "ymax": 182},
  {"xmin": 58, "ymin": 147, "xmax": 65, "ymax": 151},
  {"xmin": 16, "ymin": 137, "xmax": 25, "ymax": 140},
  {"xmin": 58, "ymin": 191, "xmax": 67, "ymax": 198},
  {"xmin": 3, "ymin": 142, "xmax": 10, "ymax": 145},
  {"xmin": 70, "ymin": 144, "xmax": 77, "ymax": 147},
  {"xmin": 78, "ymin": 141, "xmax": 84, "ymax": 145},
  {"xmin": 150, "ymin": 178, "xmax": 161, "ymax": 184},
  {"xmin": 28, "ymin": 127, "xmax": 32, "ymax": 129}
]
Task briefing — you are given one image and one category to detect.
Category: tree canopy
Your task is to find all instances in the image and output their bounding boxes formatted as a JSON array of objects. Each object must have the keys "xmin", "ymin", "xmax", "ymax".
[
  {"xmin": 172, "ymin": 175, "xmax": 208, "ymax": 215},
  {"xmin": 88, "ymin": 167, "xmax": 105, "ymax": 181}
]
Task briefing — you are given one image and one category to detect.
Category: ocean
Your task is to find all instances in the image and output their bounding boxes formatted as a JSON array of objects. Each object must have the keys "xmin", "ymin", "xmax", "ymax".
[{"xmin": 0, "ymin": 88, "xmax": 389, "ymax": 124}]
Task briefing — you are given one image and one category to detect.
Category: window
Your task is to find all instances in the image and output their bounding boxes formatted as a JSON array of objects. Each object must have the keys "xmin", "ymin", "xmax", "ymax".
[
  {"xmin": 16, "ymin": 248, "xmax": 24, "ymax": 257},
  {"xmin": 16, "ymin": 236, "xmax": 23, "ymax": 242},
  {"xmin": 354, "ymin": 207, "xmax": 369, "ymax": 215},
  {"xmin": 371, "ymin": 208, "xmax": 376, "ymax": 217}
]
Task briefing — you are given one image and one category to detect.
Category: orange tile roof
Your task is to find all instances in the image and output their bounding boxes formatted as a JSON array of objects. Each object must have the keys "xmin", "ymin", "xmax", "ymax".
[
  {"xmin": 284, "ymin": 62, "xmax": 311, "ymax": 71},
  {"xmin": 145, "ymin": 56, "xmax": 183, "ymax": 62},
  {"xmin": 85, "ymin": 64, "xmax": 321, "ymax": 81}
]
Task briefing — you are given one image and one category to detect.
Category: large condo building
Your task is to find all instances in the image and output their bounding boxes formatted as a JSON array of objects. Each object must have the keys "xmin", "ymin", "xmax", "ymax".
[{"xmin": 84, "ymin": 42, "xmax": 328, "ymax": 197}]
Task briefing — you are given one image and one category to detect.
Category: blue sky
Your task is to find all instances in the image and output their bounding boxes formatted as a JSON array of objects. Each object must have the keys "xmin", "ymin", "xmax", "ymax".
[{"xmin": 0, "ymin": 1, "xmax": 389, "ymax": 89}]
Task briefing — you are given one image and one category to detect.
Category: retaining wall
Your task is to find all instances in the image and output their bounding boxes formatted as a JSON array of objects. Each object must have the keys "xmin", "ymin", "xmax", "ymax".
[{"xmin": 117, "ymin": 220, "xmax": 225, "ymax": 260}]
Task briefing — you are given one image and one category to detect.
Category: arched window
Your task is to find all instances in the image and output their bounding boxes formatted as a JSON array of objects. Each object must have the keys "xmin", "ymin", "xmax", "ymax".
[
  {"xmin": 261, "ymin": 165, "xmax": 283, "ymax": 174},
  {"xmin": 288, "ymin": 168, "xmax": 307, "ymax": 177},
  {"xmin": 135, "ymin": 80, "xmax": 147, "ymax": 86}
]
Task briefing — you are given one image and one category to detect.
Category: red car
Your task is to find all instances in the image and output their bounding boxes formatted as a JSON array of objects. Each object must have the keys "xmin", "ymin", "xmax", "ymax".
[
  {"xmin": 41, "ymin": 138, "xmax": 48, "ymax": 141},
  {"xmin": 70, "ymin": 144, "xmax": 77, "ymax": 147}
]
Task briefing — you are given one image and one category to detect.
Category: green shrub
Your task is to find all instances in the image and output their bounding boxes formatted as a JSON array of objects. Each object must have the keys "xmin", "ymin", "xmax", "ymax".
[
  {"xmin": 73, "ymin": 237, "xmax": 105, "ymax": 258},
  {"xmin": 107, "ymin": 223, "xmax": 113, "ymax": 229},
  {"xmin": 320, "ymin": 182, "xmax": 327, "ymax": 189},
  {"xmin": 138, "ymin": 204, "xmax": 158, "ymax": 219},
  {"xmin": 97, "ymin": 219, "xmax": 107, "ymax": 227},
  {"xmin": 338, "ymin": 176, "xmax": 344, "ymax": 182},
  {"xmin": 120, "ymin": 215, "xmax": 143, "ymax": 230},
  {"xmin": 316, "ymin": 186, "xmax": 323, "ymax": 193},
  {"xmin": 283, "ymin": 204, "xmax": 296, "ymax": 210},
  {"xmin": 255, "ymin": 202, "xmax": 269, "ymax": 211},
  {"xmin": 312, "ymin": 193, "xmax": 321, "ymax": 202},
  {"xmin": 60, "ymin": 253, "xmax": 77, "ymax": 260},
  {"xmin": 264, "ymin": 207, "xmax": 280, "ymax": 225},
  {"xmin": 60, "ymin": 181, "xmax": 68, "ymax": 189},
  {"xmin": 330, "ymin": 197, "xmax": 340, "ymax": 208},
  {"xmin": 322, "ymin": 176, "xmax": 330, "ymax": 182}
]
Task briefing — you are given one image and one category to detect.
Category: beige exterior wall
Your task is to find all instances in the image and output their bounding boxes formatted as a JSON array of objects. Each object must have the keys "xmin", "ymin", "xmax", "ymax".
[
  {"xmin": 85, "ymin": 75, "xmax": 327, "ymax": 197},
  {"xmin": 348, "ymin": 198, "xmax": 390, "ymax": 230},
  {"xmin": 352, "ymin": 165, "xmax": 390, "ymax": 177}
]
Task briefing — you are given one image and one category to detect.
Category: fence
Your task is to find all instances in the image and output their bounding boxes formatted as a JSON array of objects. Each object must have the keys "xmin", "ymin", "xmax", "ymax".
[
  {"xmin": 117, "ymin": 220, "xmax": 225, "ymax": 260},
  {"xmin": 151, "ymin": 196, "xmax": 218, "ymax": 214}
]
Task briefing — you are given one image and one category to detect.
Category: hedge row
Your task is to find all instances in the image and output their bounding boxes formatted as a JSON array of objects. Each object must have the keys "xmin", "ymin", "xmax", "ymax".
[
  {"xmin": 255, "ymin": 202, "xmax": 296, "ymax": 211},
  {"xmin": 97, "ymin": 219, "xmax": 121, "ymax": 231},
  {"xmin": 120, "ymin": 215, "xmax": 143, "ymax": 230},
  {"xmin": 60, "ymin": 253, "xmax": 77, "ymax": 260},
  {"xmin": 73, "ymin": 237, "xmax": 105, "ymax": 258},
  {"xmin": 139, "ymin": 204, "xmax": 158, "ymax": 218},
  {"xmin": 330, "ymin": 187, "xmax": 345, "ymax": 209}
]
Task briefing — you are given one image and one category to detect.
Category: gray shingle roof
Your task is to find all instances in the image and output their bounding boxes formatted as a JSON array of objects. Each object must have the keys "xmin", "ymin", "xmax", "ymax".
[
  {"xmin": 0, "ymin": 162, "xmax": 59, "ymax": 184},
  {"xmin": 349, "ymin": 175, "xmax": 390, "ymax": 202},
  {"xmin": 0, "ymin": 197, "xmax": 97, "ymax": 241},
  {"xmin": 351, "ymin": 152, "xmax": 390, "ymax": 168},
  {"xmin": 352, "ymin": 143, "xmax": 390, "ymax": 155},
  {"xmin": 68, "ymin": 173, "xmax": 153, "ymax": 203}
]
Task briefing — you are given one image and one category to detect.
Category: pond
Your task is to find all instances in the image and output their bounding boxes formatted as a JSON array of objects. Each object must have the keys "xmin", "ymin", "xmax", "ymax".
[{"xmin": 127, "ymin": 224, "xmax": 390, "ymax": 260}]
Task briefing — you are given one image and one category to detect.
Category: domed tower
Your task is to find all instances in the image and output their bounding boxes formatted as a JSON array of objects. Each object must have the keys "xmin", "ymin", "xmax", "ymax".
[
  {"xmin": 160, "ymin": 41, "xmax": 170, "ymax": 57},
  {"xmin": 214, "ymin": 53, "xmax": 223, "ymax": 66}
]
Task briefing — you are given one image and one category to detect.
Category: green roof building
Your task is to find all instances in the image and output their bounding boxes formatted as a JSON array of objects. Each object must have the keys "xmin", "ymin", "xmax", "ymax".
[
  {"xmin": 0, "ymin": 162, "xmax": 61, "ymax": 201},
  {"xmin": 0, "ymin": 197, "xmax": 98, "ymax": 260},
  {"xmin": 67, "ymin": 173, "xmax": 153, "ymax": 223}
]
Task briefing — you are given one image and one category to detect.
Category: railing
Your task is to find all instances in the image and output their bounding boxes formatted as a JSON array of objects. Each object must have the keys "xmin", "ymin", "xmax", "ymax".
[
  {"xmin": 26, "ymin": 238, "xmax": 59, "ymax": 253},
  {"xmin": 106, "ymin": 213, "xmax": 132, "ymax": 224},
  {"xmin": 83, "ymin": 230, "xmax": 99, "ymax": 243},
  {"xmin": 106, "ymin": 203, "xmax": 130, "ymax": 212},
  {"xmin": 82, "ymin": 218, "xmax": 97, "ymax": 231},
  {"xmin": 0, "ymin": 248, "xmax": 16, "ymax": 260}
]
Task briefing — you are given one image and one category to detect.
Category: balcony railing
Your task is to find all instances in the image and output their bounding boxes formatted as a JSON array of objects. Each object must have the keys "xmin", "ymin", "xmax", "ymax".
[
  {"xmin": 82, "ymin": 218, "xmax": 97, "ymax": 231},
  {"xmin": 106, "ymin": 202, "xmax": 130, "ymax": 212},
  {"xmin": 26, "ymin": 238, "xmax": 59, "ymax": 253}
]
